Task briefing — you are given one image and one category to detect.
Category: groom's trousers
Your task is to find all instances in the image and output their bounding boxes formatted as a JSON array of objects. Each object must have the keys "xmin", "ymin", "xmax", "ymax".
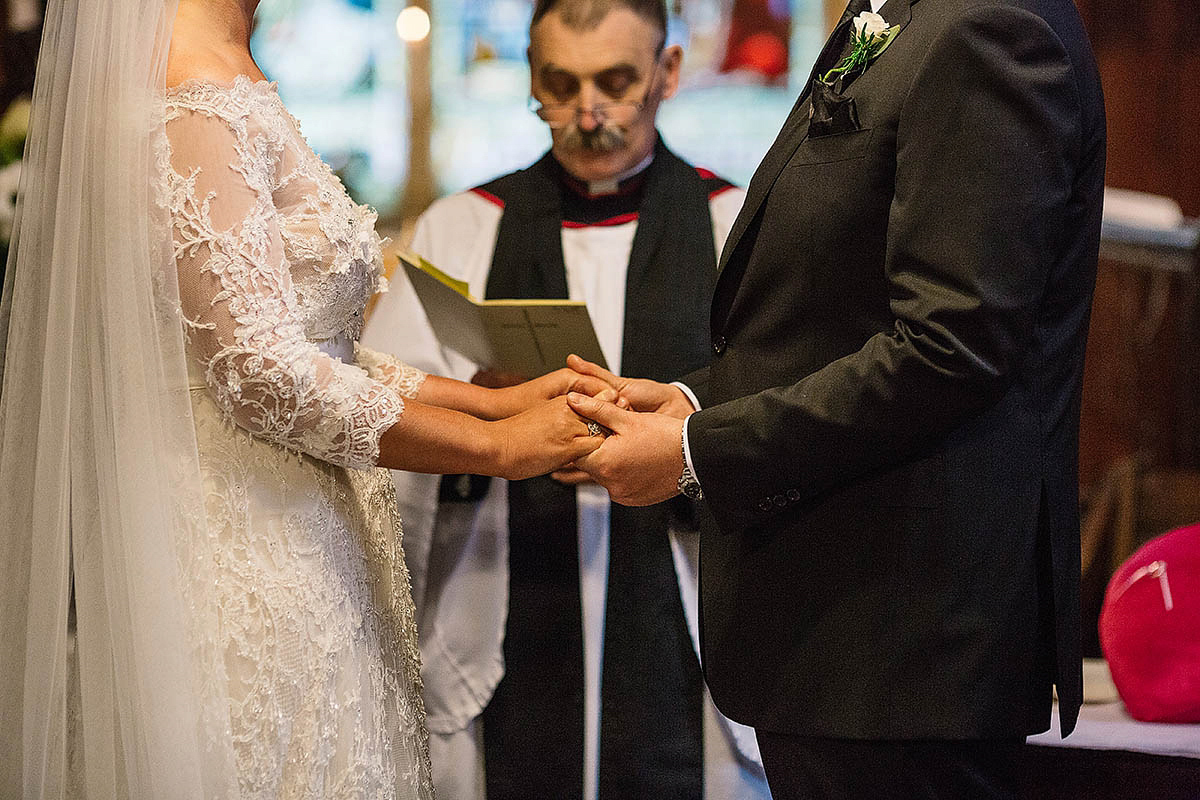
[{"xmin": 756, "ymin": 730, "xmax": 1026, "ymax": 800}]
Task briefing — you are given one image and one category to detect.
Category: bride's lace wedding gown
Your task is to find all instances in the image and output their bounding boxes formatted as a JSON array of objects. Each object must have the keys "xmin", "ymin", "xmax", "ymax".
[{"xmin": 155, "ymin": 75, "xmax": 434, "ymax": 798}]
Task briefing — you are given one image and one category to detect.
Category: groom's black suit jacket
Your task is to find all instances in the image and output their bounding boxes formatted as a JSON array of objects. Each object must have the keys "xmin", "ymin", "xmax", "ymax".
[{"xmin": 685, "ymin": 0, "xmax": 1105, "ymax": 740}]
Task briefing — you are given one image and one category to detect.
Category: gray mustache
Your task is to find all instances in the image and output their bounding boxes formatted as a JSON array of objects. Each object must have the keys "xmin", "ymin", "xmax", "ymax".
[{"xmin": 560, "ymin": 122, "xmax": 627, "ymax": 153}]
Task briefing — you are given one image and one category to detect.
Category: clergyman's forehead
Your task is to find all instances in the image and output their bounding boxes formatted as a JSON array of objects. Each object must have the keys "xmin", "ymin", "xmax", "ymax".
[{"xmin": 529, "ymin": 6, "xmax": 662, "ymax": 72}]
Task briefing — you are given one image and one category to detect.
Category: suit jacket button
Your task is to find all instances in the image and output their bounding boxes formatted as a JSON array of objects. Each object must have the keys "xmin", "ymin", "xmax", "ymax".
[
  {"xmin": 712, "ymin": 336, "xmax": 726, "ymax": 355},
  {"xmin": 773, "ymin": 494, "xmax": 787, "ymax": 507},
  {"xmin": 757, "ymin": 498, "xmax": 773, "ymax": 512}
]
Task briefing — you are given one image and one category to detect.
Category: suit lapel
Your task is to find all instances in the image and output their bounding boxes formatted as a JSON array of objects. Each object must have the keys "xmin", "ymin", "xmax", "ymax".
[
  {"xmin": 877, "ymin": 0, "xmax": 914, "ymax": 48},
  {"xmin": 715, "ymin": 102, "xmax": 807, "ymax": 276},
  {"xmin": 715, "ymin": 7, "xmax": 858, "ymax": 279},
  {"xmin": 711, "ymin": 0, "xmax": 917, "ymax": 330}
]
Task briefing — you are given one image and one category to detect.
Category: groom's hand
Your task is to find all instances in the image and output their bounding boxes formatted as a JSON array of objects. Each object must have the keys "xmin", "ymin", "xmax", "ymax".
[
  {"xmin": 567, "ymin": 355, "xmax": 696, "ymax": 419},
  {"xmin": 566, "ymin": 392, "xmax": 685, "ymax": 506},
  {"xmin": 550, "ymin": 388, "xmax": 628, "ymax": 486}
]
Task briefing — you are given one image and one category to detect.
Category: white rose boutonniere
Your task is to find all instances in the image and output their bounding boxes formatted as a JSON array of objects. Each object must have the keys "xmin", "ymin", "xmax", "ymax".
[
  {"xmin": 821, "ymin": 11, "xmax": 899, "ymax": 85},
  {"xmin": 808, "ymin": 11, "xmax": 900, "ymax": 137},
  {"xmin": 854, "ymin": 11, "xmax": 889, "ymax": 38}
]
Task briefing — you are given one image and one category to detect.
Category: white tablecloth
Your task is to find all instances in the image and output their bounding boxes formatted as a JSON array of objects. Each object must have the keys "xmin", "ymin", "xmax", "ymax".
[{"xmin": 1028, "ymin": 702, "xmax": 1200, "ymax": 759}]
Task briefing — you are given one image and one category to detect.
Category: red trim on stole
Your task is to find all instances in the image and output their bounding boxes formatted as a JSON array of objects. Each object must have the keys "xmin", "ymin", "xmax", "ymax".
[
  {"xmin": 562, "ymin": 212, "xmax": 639, "ymax": 229},
  {"xmin": 469, "ymin": 187, "xmax": 506, "ymax": 208}
]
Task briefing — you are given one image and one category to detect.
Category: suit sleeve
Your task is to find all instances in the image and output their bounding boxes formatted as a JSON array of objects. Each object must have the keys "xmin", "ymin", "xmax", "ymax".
[{"xmin": 687, "ymin": 4, "xmax": 1084, "ymax": 527}]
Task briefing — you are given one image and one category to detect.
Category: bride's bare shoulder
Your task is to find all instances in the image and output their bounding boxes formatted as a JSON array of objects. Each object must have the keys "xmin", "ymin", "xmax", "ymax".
[{"xmin": 165, "ymin": 41, "xmax": 266, "ymax": 91}]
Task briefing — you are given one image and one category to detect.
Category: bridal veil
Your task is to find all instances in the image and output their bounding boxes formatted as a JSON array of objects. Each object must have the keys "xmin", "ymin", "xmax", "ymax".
[{"xmin": 0, "ymin": 0, "xmax": 237, "ymax": 796}]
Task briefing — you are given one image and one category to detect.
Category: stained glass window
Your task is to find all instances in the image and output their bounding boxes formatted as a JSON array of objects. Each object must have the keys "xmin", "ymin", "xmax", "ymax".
[{"xmin": 251, "ymin": 0, "xmax": 826, "ymax": 215}]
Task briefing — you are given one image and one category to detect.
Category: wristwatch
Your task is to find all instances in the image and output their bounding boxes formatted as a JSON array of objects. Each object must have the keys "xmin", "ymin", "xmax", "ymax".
[{"xmin": 677, "ymin": 428, "xmax": 704, "ymax": 501}]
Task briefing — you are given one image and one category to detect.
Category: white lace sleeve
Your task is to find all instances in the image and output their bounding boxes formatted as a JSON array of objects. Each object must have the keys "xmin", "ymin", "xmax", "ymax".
[
  {"xmin": 355, "ymin": 343, "xmax": 428, "ymax": 399},
  {"xmin": 165, "ymin": 104, "xmax": 402, "ymax": 469}
]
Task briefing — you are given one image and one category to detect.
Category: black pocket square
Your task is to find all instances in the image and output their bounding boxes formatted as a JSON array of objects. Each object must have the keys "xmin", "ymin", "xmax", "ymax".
[{"xmin": 807, "ymin": 78, "xmax": 861, "ymax": 138}]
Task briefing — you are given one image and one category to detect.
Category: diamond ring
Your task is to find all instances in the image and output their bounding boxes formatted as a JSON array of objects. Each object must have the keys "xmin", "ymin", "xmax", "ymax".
[{"xmin": 586, "ymin": 420, "xmax": 603, "ymax": 437}]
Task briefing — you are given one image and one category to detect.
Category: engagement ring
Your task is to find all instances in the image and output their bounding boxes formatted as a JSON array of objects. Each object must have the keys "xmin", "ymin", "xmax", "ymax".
[{"xmin": 587, "ymin": 421, "xmax": 603, "ymax": 437}]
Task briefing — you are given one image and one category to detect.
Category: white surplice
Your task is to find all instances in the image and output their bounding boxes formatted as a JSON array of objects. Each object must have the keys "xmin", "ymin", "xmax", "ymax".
[{"xmin": 362, "ymin": 168, "xmax": 773, "ymax": 800}]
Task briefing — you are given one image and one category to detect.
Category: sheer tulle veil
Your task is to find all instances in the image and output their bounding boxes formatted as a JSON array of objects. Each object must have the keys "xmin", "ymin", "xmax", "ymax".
[{"xmin": 0, "ymin": 1, "xmax": 237, "ymax": 796}]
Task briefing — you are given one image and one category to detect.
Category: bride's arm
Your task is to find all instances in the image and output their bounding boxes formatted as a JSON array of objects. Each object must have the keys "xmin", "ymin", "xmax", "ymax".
[
  {"xmin": 166, "ymin": 104, "xmax": 599, "ymax": 475},
  {"xmin": 357, "ymin": 341, "xmax": 611, "ymax": 421},
  {"xmin": 352, "ymin": 345, "xmax": 608, "ymax": 476},
  {"xmin": 374, "ymin": 394, "xmax": 599, "ymax": 479}
]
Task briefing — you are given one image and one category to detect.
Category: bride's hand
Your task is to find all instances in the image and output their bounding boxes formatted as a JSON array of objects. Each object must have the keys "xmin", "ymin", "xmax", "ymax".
[
  {"xmin": 486, "ymin": 366, "xmax": 615, "ymax": 419},
  {"xmin": 549, "ymin": 465, "xmax": 595, "ymax": 485},
  {"xmin": 566, "ymin": 354, "xmax": 696, "ymax": 419},
  {"xmin": 490, "ymin": 395, "xmax": 604, "ymax": 480},
  {"xmin": 548, "ymin": 389, "xmax": 625, "ymax": 486}
]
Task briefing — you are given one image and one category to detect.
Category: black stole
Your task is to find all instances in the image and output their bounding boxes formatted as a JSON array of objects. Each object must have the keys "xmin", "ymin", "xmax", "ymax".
[{"xmin": 480, "ymin": 139, "xmax": 716, "ymax": 800}]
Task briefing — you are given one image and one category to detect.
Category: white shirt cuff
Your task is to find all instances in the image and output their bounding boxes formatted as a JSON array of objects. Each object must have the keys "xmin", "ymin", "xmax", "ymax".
[
  {"xmin": 681, "ymin": 413, "xmax": 701, "ymax": 490},
  {"xmin": 670, "ymin": 381, "xmax": 701, "ymax": 412}
]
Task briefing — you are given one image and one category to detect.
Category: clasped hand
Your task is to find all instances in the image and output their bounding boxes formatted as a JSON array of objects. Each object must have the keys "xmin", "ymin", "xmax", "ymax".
[
  {"xmin": 477, "ymin": 357, "xmax": 697, "ymax": 504},
  {"xmin": 560, "ymin": 355, "xmax": 696, "ymax": 507},
  {"xmin": 479, "ymin": 366, "xmax": 614, "ymax": 480}
]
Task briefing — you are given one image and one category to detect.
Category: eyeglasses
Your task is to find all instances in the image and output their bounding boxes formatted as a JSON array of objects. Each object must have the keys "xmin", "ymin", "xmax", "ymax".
[
  {"xmin": 528, "ymin": 96, "xmax": 647, "ymax": 129},
  {"xmin": 529, "ymin": 58, "xmax": 661, "ymax": 130}
]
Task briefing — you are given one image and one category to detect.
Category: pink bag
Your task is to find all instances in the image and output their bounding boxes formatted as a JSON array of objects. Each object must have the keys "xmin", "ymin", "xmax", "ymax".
[{"xmin": 1099, "ymin": 521, "xmax": 1200, "ymax": 723}]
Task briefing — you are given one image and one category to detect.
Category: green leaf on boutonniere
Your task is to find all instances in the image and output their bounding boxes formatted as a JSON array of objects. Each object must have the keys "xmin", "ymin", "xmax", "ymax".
[{"xmin": 822, "ymin": 12, "xmax": 900, "ymax": 85}]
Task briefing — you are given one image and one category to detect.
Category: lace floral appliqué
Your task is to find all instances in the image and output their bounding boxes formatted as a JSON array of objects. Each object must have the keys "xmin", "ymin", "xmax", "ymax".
[
  {"xmin": 156, "ymin": 76, "xmax": 434, "ymax": 800},
  {"xmin": 162, "ymin": 76, "xmax": 426, "ymax": 470}
]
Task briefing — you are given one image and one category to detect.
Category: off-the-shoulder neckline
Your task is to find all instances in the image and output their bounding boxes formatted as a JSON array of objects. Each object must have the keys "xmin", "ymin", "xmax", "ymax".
[{"xmin": 165, "ymin": 73, "xmax": 278, "ymax": 95}]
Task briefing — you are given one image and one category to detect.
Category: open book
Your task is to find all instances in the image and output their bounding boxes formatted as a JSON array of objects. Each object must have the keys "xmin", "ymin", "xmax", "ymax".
[{"xmin": 399, "ymin": 251, "xmax": 609, "ymax": 377}]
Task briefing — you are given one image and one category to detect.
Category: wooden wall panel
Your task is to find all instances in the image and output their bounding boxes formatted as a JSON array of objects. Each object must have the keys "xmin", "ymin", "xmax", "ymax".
[
  {"xmin": 1075, "ymin": 0, "xmax": 1200, "ymax": 491},
  {"xmin": 1077, "ymin": 0, "xmax": 1200, "ymax": 216},
  {"xmin": 1075, "ymin": 2, "xmax": 1199, "ymax": 632}
]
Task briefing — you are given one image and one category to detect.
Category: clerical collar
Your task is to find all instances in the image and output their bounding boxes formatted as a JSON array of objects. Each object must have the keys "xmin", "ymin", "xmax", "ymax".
[
  {"xmin": 557, "ymin": 151, "xmax": 655, "ymax": 200},
  {"xmin": 544, "ymin": 149, "xmax": 656, "ymax": 226},
  {"xmin": 586, "ymin": 152, "xmax": 655, "ymax": 196}
]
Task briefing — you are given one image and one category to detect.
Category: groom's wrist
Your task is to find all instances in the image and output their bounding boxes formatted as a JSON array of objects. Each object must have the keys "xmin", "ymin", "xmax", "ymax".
[{"xmin": 677, "ymin": 416, "xmax": 704, "ymax": 500}]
